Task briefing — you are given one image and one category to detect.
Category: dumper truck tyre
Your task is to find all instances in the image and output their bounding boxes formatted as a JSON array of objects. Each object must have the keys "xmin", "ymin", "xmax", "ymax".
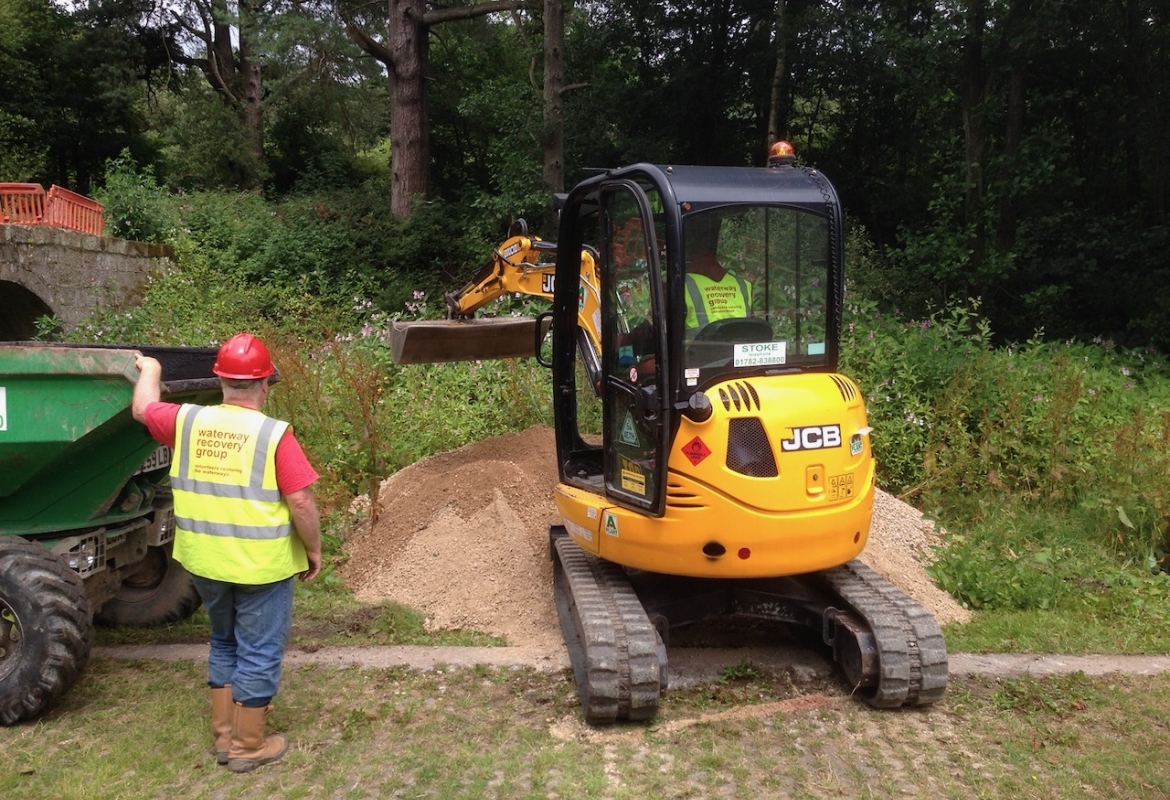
[
  {"xmin": 0, "ymin": 537, "xmax": 94, "ymax": 725},
  {"xmin": 94, "ymin": 542, "xmax": 202, "ymax": 628}
]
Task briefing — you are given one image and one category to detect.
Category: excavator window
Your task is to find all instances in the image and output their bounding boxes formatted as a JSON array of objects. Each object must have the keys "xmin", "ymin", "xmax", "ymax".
[{"xmin": 680, "ymin": 205, "xmax": 833, "ymax": 380}]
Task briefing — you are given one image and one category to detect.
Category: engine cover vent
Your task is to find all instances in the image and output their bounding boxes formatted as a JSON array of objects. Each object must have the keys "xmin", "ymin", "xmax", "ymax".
[
  {"xmin": 717, "ymin": 381, "xmax": 762, "ymax": 413},
  {"xmin": 726, "ymin": 417, "xmax": 778, "ymax": 477},
  {"xmin": 830, "ymin": 374, "xmax": 858, "ymax": 402}
]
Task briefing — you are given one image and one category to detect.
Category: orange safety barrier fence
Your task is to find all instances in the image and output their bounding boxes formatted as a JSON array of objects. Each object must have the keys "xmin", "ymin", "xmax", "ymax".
[
  {"xmin": 0, "ymin": 182, "xmax": 104, "ymax": 235},
  {"xmin": 44, "ymin": 185, "xmax": 104, "ymax": 236},
  {"xmin": 0, "ymin": 183, "xmax": 46, "ymax": 225}
]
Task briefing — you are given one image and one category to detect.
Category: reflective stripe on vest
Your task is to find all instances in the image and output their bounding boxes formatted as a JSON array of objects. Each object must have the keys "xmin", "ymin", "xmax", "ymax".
[
  {"xmin": 684, "ymin": 272, "xmax": 752, "ymax": 329},
  {"xmin": 170, "ymin": 404, "xmax": 305, "ymax": 583}
]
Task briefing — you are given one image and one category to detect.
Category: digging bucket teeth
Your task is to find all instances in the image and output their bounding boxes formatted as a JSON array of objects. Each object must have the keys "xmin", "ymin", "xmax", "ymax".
[{"xmin": 388, "ymin": 317, "xmax": 551, "ymax": 365}]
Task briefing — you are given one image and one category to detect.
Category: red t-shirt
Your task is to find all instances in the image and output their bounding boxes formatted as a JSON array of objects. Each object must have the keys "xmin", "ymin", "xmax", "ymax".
[{"xmin": 144, "ymin": 401, "xmax": 319, "ymax": 495}]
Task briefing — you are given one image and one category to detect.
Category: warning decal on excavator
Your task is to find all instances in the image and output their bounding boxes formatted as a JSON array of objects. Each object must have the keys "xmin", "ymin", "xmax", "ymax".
[
  {"xmin": 681, "ymin": 436, "xmax": 711, "ymax": 466},
  {"xmin": 619, "ymin": 412, "xmax": 640, "ymax": 446},
  {"xmin": 619, "ymin": 455, "xmax": 647, "ymax": 495},
  {"xmin": 829, "ymin": 473, "xmax": 855, "ymax": 500},
  {"xmin": 621, "ymin": 469, "xmax": 646, "ymax": 494},
  {"xmin": 603, "ymin": 512, "xmax": 619, "ymax": 537},
  {"xmin": 565, "ymin": 520, "xmax": 593, "ymax": 542}
]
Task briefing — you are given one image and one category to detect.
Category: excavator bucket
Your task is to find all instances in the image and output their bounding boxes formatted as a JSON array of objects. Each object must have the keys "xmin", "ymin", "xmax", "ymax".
[{"xmin": 388, "ymin": 317, "xmax": 551, "ymax": 365}]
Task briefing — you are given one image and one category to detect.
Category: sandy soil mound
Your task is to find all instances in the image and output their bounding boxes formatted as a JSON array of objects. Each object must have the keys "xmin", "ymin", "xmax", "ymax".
[{"xmin": 340, "ymin": 425, "xmax": 969, "ymax": 650}]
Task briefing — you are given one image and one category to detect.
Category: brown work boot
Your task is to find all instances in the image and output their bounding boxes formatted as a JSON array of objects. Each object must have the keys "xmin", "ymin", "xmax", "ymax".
[
  {"xmin": 210, "ymin": 686, "xmax": 233, "ymax": 765},
  {"xmin": 226, "ymin": 703, "xmax": 288, "ymax": 773}
]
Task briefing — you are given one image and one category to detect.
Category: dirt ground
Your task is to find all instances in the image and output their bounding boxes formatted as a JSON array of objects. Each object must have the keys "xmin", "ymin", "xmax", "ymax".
[{"xmin": 340, "ymin": 425, "xmax": 971, "ymax": 654}]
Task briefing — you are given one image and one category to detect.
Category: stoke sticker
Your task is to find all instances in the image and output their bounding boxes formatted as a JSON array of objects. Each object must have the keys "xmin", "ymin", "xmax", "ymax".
[{"xmin": 681, "ymin": 435, "xmax": 711, "ymax": 466}]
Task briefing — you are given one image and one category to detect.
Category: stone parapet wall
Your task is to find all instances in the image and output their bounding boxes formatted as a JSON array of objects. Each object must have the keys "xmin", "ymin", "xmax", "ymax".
[{"xmin": 0, "ymin": 224, "xmax": 172, "ymax": 336}]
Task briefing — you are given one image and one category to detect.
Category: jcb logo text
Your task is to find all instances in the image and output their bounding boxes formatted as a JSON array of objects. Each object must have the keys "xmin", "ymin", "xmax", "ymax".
[{"xmin": 780, "ymin": 424, "xmax": 842, "ymax": 451}]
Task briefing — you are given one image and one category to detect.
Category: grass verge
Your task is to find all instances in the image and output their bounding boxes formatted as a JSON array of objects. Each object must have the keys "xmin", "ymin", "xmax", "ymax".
[{"xmin": 3, "ymin": 658, "xmax": 1168, "ymax": 799}]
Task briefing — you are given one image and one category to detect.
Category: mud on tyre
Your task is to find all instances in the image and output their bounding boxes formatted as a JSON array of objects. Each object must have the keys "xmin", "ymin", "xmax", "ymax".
[
  {"xmin": 0, "ymin": 537, "xmax": 94, "ymax": 725},
  {"xmin": 94, "ymin": 541, "xmax": 201, "ymax": 627}
]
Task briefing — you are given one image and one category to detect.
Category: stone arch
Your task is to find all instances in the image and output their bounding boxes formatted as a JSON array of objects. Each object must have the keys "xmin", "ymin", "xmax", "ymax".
[{"xmin": 0, "ymin": 280, "xmax": 55, "ymax": 340}]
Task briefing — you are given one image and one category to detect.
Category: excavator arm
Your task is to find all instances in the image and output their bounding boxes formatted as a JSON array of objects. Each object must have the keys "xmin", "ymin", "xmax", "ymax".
[
  {"xmin": 444, "ymin": 234, "xmax": 557, "ymax": 317},
  {"xmin": 389, "ymin": 222, "xmax": 603, "ymax": 369}
]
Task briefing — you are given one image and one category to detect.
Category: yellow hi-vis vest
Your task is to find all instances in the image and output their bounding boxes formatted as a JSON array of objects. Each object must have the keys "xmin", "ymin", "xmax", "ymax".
[
  {"xmin": 170, "ymin": 404, "xmax": 307, "ymax": 584},
  {"xmin": 684, "ymin": 272, "xmax": 753, "ymax": 330}
]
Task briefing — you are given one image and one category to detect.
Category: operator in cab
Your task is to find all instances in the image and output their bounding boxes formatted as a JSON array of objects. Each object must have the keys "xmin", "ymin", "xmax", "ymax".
[
  {"xmin": 616, "ymin": 211, "xmax": 755, "ymax": 375},
  {"xmin": 682, "ymin": 212, "xmax": 753, "ymax": 334}
]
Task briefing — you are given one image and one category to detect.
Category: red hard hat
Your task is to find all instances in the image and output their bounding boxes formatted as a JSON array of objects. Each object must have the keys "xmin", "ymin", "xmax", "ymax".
[{"xmin": 213, "ymin": 333, "xmax": 276, "ymax": 379}]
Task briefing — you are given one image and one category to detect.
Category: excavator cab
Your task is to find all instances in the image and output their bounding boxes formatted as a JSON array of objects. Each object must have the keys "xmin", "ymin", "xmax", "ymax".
[{"xmin": 549, "ymin": 161, "xmax": 845, "ymax": 522}]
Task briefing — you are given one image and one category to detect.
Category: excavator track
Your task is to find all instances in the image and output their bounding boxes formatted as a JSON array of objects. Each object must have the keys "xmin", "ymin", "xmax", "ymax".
[
  {"xmin": 551, "ymin": 531, "xmax": 946, "ymax": 723},
  {"xmin": 551, "ymin": 533, "xmax": 665, "ymax": 724},
  {"xmin": 819, "ymin": 559, "xmax": 948, "ymax": 707}
]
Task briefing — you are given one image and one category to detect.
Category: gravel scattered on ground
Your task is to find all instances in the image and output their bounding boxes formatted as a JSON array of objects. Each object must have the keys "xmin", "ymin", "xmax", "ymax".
[{"xmin": 340, "ymin": 425, "xmax": 970, "ymax": 651}]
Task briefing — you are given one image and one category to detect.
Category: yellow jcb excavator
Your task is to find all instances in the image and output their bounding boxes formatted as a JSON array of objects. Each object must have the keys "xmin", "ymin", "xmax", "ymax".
[{"xmin": 389, "ymin": 142, "xmax": 948, "ymax": 724}]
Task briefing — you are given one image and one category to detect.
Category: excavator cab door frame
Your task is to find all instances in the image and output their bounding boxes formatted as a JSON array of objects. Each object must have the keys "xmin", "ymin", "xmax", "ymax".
[
  {"xmin": 598, "ymin": 181, "xmax": 667, "ymax": 514},
  {"xmin": 552, "ymin": 175, "xmax": 670, "ymax": 517}
]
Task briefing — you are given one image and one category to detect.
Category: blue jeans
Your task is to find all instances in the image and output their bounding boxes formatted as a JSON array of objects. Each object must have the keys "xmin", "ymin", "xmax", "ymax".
[{"xmin": 190, "ymin": 575, "xmax": 294, "ymax": 707}]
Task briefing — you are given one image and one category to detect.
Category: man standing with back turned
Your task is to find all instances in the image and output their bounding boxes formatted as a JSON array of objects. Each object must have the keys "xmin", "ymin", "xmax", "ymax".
[{"xmin": 132, "ymin": 333, "xmax": 322, "ymax": 773}]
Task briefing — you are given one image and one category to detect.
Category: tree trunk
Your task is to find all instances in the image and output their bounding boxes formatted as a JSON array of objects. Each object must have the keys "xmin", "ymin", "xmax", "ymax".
[
  {"xmin": 996, "ymin": 65, "xmax": 1026, "ymax": 254},
  {"xmin": 345, "ymin": 1, "xmax": 534, "ymax": 218},
  {"xmin": 238, "ymin": 0, "xmax": 265, "ymax": 186},
  {"xmin": 172, "ymin": 0, "xmax": 267, "ymax": 189},
  {"xmin": 542, "ymin": 0, "xmax": 566, "ymax": 232},
  {"xmin": 961, "ymin": 0, "xmax": 989, "ymax": 289},
  {"xmin": 389, "ymin": 0, "xmax": 429, "ymax": 218},
  {"xmin": 766, "ymin": 0, "xmax": 787, "ymax": 149}
]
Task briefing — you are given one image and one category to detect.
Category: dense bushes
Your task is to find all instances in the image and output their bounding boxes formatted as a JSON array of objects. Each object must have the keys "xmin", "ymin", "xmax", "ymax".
[
  {"xmin": 841, "ymin": 298, "xmax": 1170, "ymax": 618},
  {"xmin": 842, "ymin": 299, "xmax": 1170, "ymax": 559}
]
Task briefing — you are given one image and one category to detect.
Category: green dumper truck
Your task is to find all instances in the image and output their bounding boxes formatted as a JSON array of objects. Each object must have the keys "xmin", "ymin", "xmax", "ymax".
[{"xmin": 0, "ymin": 343, "xmax": 220, "ymax": 724}]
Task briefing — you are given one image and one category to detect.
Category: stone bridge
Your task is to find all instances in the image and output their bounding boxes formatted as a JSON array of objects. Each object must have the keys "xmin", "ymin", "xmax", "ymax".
[{"xmin": 0, "ymin": 224, "xmax": 171, "ymax": 340}]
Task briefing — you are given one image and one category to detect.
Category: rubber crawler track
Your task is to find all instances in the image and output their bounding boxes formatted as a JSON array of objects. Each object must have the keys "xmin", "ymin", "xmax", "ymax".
[
  {"xmin": 552, "ymin": 537, "xmax": 663, "ymax": 724},
  {"xmin": 820, "ymin": 559, "xmax": 948, "ymax": 707}
]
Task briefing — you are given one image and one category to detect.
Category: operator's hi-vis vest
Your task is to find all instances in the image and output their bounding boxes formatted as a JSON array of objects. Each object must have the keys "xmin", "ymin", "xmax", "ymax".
[
  {"xmin": 169, "ymin": 404, "xmax": 307, "ymax": 584},
  {"xmin": 684, "ymin": 272, "xmax": 753, "ymax": 330}
]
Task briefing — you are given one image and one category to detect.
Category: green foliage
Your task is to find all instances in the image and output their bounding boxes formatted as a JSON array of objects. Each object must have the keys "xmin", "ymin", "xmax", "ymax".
[
  {"xmin": 926, "ymin": 500, "xmax": 1170, "ymax": 621},
  {"xmin": 67, "ymin": 240, "xmax": 343, "ymax": 347},
  {"xmin": 94, "ymin": 150, "xmax": 178, "ymax": 242},
  {"xmin": 152, "ymin": 78, "xmax": 265, "ymax": 191},
  {"xmin": 841, "ymin": 299, "xmax": 993, "ymax": 494},
  {"xmin": 990, "ymin": 673, "xmax": 1101, "ymax": 717},
  {"xmin": 718, "ymin": 659, "xmax": 765, "ymax": 683},
  {"xmin": 842, "ymin": 297, "xmax": 1170, "ymax": 568}
]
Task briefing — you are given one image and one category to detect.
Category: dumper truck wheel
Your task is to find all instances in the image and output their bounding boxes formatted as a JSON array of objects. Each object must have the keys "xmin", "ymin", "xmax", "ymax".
[
  {"xmin": 95, "ymin": 542, "xmax": 202, "ymax": 628},
  {"xmin": 0, "ymin": 537, "xmax": 94, "ymax": 725}
]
